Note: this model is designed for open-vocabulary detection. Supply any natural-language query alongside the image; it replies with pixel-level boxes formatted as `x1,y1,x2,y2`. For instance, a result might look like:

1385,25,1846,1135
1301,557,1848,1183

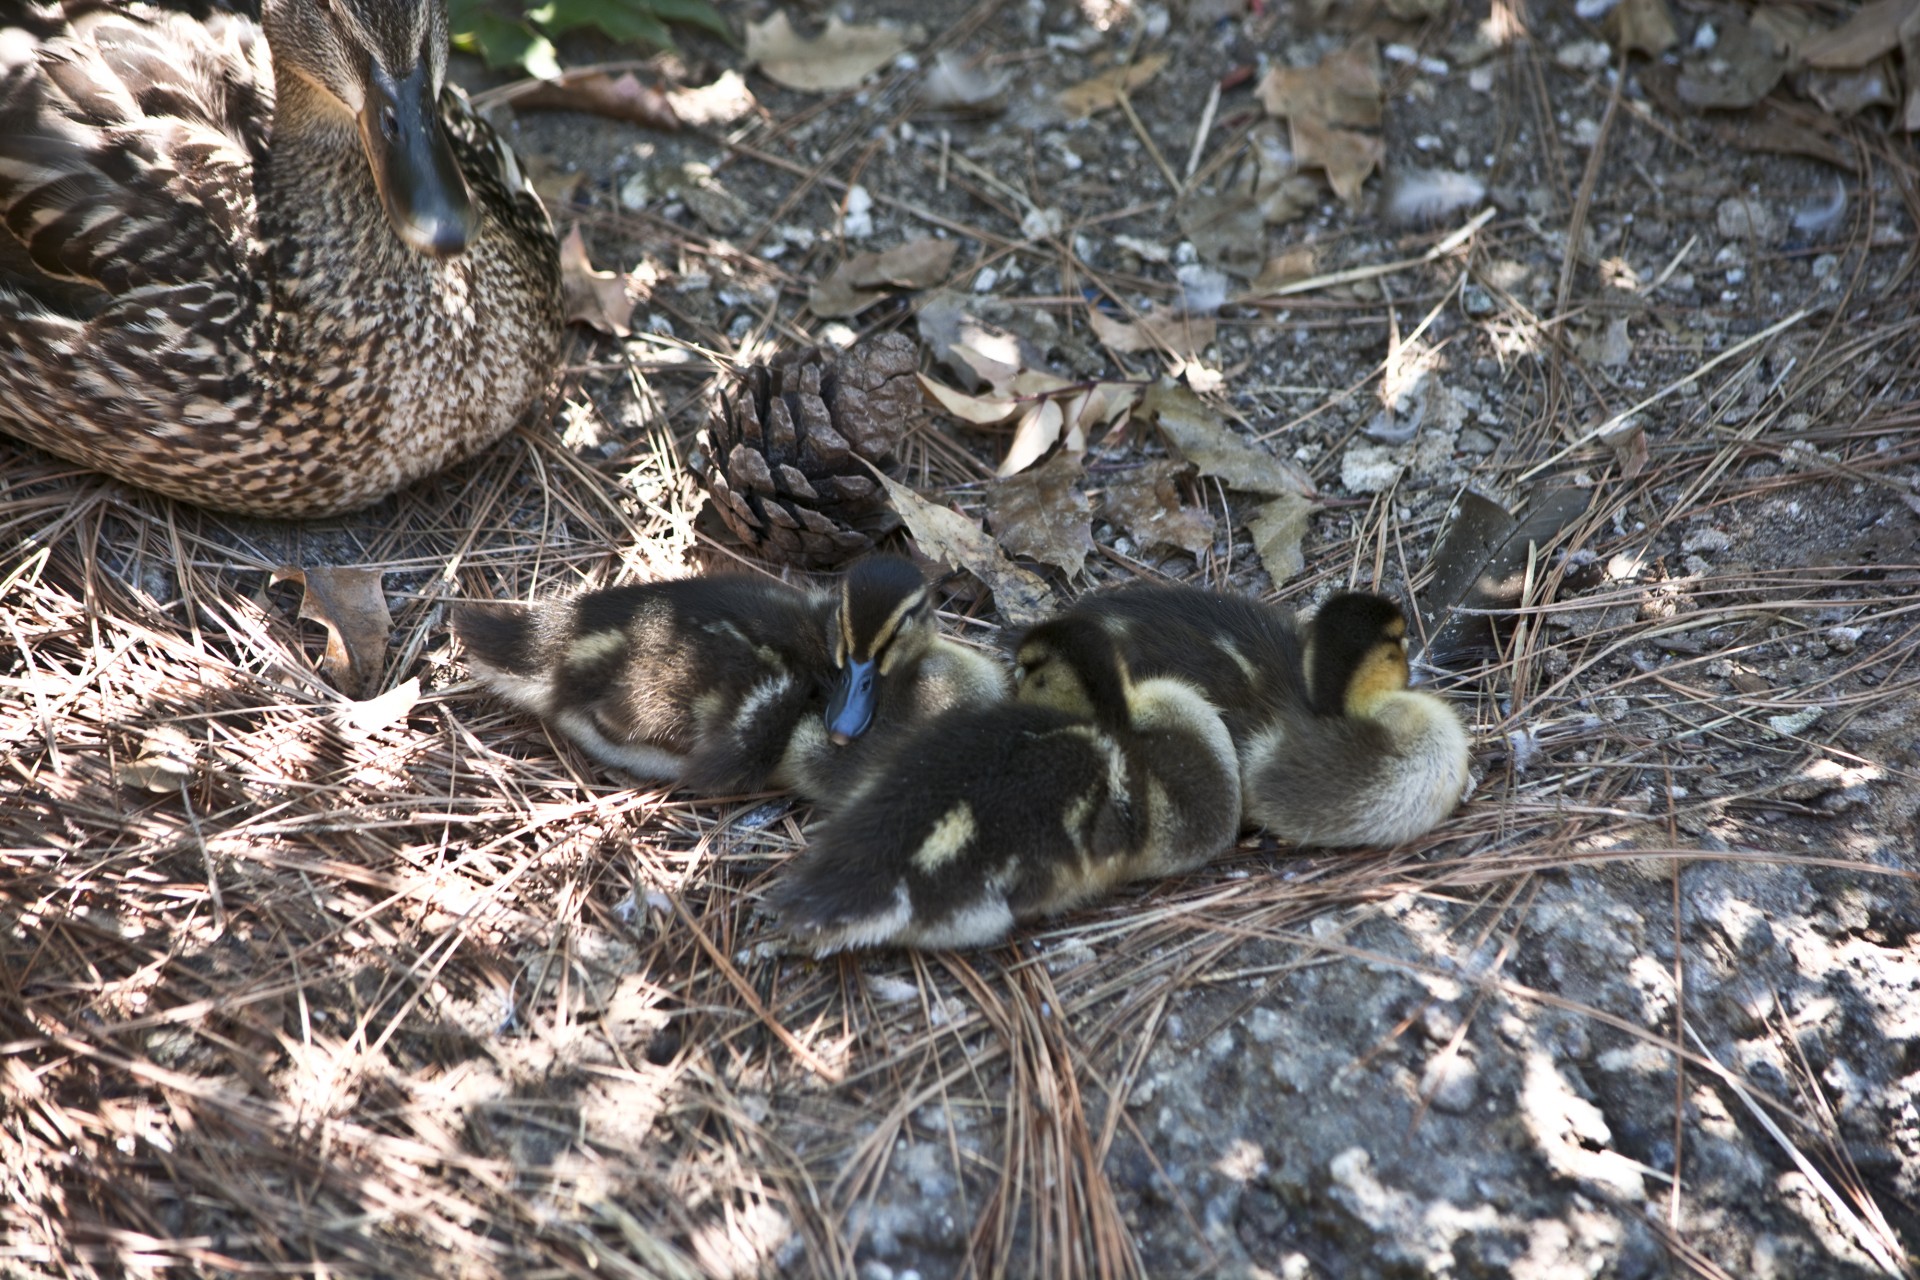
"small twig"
1182,81,1221,189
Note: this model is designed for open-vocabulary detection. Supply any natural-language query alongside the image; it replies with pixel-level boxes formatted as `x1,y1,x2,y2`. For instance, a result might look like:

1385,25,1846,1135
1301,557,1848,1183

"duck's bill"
825,658,879,745
360,59,475,258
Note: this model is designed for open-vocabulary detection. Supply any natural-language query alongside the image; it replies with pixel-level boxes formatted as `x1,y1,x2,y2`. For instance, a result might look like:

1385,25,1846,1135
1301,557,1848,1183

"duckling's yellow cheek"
911,802,977,874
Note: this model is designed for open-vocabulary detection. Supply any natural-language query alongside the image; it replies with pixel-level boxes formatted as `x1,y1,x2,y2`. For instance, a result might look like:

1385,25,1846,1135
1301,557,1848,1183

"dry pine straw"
4,231,1920,1280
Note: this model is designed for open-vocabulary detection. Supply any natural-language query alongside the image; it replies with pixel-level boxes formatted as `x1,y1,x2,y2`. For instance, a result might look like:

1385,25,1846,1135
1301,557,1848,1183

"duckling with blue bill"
0,0,561,516
1241,592,1470,846
779,556,1010,806
451,555,1006,797
769,614,1238,955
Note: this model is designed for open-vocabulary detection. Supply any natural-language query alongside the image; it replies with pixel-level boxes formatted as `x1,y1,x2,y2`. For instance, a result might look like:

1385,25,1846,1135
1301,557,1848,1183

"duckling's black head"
1305,593,1412,717
1014,615,1133,729
824,555,935,743
265,0,475,258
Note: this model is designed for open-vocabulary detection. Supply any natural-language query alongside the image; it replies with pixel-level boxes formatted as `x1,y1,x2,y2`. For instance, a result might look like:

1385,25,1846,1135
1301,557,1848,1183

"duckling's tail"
765,864,915,957
449,603,539,675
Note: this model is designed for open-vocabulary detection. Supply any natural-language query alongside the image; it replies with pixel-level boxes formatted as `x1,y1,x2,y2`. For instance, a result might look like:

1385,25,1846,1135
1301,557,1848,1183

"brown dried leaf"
918,374,1021,425
1707,98,1857,170
1290,115,1384,207
810,238,960,318
1176,189,1266,279
870,471,1055,623
746,12,913,93
1088,305,1218,355
1607,0,1677,56
1247,247,1320,294
1071,381,1141,438
271,565,393,700
1801,0,1919,67
503,70,681,129
1143,383,1315,496
1255,38,1382,127
1101,461,1216,557
916,295,1040,391
115,727,197,793
1603,423,1649,481
1056,53,1170,117
987,452,1094,576
1247,491,1316,585
559,225,634,336
1675,17,1788,109
998,400,1065,477
665,70,758,126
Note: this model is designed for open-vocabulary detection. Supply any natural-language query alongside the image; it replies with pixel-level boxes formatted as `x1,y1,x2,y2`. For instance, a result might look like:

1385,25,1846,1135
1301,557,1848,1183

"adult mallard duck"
0,0,562,516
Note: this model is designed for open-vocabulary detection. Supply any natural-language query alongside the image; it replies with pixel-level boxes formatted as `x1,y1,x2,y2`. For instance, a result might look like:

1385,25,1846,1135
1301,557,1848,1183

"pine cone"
695,334,921,569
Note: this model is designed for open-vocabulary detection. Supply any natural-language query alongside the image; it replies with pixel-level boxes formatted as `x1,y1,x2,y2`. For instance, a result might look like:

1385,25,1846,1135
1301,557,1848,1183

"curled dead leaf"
919,375,1022,425
665,70,758,126
559,225,635,336
1056,53,1169,117
1607,0,1677,56
115,726,198,793
1088,305,1217,355
271,565,394,700
869,470,1055,623
1800,0,1918,67
987,452,1094,576
1290,115,1384,207
747,12,915,92
998,399,1065,477
502,70,680,128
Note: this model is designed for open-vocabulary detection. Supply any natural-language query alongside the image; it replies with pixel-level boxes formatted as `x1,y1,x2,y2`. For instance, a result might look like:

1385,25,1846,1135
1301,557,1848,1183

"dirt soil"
3,0,1919,1277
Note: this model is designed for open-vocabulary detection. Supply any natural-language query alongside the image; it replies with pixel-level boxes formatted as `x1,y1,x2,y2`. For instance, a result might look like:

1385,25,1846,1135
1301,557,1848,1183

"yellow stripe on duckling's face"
1343,636,1411,717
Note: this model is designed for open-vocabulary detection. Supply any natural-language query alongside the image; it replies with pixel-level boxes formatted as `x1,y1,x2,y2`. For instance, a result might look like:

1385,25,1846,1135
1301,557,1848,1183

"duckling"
779,556,1008,806
450,555,1004,796
1023,580,1308,749
1240,593,1470,846
0,0,561,516
769,615,1238,955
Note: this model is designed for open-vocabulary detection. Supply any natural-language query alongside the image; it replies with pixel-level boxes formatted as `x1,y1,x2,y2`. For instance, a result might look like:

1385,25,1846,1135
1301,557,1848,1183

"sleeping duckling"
769,615,1238,955
451,555,1005,796
1026,580,1308,749
1240,593,1470,846
781,557,1008,806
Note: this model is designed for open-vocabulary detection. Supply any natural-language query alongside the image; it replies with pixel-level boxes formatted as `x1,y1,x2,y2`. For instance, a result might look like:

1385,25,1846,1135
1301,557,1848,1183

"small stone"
1682,526,1733,554
1716,197,1779,242
1420,1053,1480,1113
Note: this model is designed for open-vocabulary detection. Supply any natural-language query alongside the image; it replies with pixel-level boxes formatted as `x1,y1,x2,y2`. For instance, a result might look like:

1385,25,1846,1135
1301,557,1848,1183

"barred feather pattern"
0,1,561,516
